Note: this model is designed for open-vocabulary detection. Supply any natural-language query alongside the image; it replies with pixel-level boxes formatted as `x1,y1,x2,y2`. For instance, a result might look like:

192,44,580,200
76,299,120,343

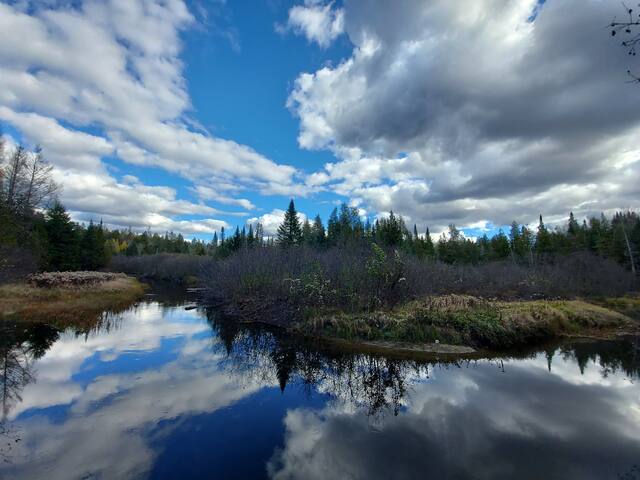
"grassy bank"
0,272,146,324
293,295,639,350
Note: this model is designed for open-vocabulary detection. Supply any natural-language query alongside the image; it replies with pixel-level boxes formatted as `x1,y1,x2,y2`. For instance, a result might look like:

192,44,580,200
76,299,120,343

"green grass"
295,294,636,350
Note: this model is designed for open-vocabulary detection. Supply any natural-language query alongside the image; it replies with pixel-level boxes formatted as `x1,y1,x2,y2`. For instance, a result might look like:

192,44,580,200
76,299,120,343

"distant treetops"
1,134,638,276
269,199,638,273
115,198,638,273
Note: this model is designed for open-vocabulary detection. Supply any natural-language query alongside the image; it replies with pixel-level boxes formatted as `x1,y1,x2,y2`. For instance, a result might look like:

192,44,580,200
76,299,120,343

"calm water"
1,294,639,480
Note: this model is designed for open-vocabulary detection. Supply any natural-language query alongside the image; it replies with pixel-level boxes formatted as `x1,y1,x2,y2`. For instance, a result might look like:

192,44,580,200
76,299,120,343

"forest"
1,133,639,292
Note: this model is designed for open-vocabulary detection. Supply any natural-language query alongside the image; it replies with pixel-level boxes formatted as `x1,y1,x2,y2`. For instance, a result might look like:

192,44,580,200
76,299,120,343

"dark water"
1,295,639,480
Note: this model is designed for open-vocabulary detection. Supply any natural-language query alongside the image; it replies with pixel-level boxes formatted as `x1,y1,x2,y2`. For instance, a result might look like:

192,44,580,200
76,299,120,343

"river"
1,292,639,479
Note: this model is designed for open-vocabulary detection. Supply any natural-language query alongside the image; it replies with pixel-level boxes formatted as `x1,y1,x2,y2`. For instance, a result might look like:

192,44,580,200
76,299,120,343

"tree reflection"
0,322,59,462
0,322,59,421
209,310,435,416
558,336,640,380
207,309,640,417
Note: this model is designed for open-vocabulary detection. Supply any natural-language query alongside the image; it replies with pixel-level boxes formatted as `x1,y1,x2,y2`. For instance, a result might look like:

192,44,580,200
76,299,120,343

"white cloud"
289,0,640,231
247,208,308,236
0,0,302,232
268,352,640,480
279,1,345,48
55,169,231,234
4,303,273,480
0,107,112,172
192,185,256,211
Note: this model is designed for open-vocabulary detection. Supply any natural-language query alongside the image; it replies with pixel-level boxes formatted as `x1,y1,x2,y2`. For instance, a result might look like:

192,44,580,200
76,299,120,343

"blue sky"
177,0,352,226
0,0,638,240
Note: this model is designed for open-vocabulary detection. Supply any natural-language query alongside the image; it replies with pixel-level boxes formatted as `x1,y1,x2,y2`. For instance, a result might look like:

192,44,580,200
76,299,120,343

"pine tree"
424,227,435,258
301,218,313,246
311,214,326,248
45,201,80,270
277,200,302,247
327,207,339,246
536,214,552,256
568,212,579,235
80,220,107,270
247,224,255,248
378,211,404,246
254,223,264,247
490,230,511,259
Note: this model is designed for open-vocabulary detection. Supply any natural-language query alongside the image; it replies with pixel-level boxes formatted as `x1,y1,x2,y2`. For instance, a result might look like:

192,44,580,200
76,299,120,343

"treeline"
110,198,640,274
0,139,110,279
210,200,639,273
1,127,638,278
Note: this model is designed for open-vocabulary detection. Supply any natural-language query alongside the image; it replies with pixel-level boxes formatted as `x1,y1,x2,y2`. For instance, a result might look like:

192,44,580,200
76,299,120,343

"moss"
298,294,637,350
0,276,146,325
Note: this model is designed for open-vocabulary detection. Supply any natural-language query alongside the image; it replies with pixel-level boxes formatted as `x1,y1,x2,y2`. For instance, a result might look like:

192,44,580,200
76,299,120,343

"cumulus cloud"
247,208,308,236
192,185,257,211
278,1,345,48
289,0,640,232
0,0,300,231
4,303,271,479
55,170,232,234
268,353,640,480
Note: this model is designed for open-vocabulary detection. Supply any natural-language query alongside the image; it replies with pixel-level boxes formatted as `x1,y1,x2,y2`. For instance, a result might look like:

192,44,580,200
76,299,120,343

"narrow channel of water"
1,294,639,479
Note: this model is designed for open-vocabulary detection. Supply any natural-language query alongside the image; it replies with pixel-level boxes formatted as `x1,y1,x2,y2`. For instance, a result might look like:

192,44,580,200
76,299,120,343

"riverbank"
290,294,640,351
0,272,146,324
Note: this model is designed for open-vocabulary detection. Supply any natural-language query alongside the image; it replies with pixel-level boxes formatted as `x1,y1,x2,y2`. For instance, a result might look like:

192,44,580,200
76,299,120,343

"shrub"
202,247,636,325
109,253,214,284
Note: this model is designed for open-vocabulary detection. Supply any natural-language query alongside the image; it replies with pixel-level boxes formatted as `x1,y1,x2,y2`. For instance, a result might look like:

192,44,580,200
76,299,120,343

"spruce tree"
424,227,435,258
536,215,552,256
311,214,326,248
45,201,80,270
254,223,264,247
327,207,339,246
301,218,313,245
277,200,302,247
247,224,255,248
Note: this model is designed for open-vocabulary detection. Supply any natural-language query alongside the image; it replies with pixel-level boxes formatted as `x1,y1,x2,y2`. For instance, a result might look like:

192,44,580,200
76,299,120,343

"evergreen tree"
568,212,579,235
536,215,552,256
364,218,372,239
424,228,435,258
45,201,79,270
277,200,303,247
327,207,339,246
254,223,264,247
301,218,313,246
247,224,255,248
490,230,511,259
80,220,108,270
378,211,405,246
311,214,326,248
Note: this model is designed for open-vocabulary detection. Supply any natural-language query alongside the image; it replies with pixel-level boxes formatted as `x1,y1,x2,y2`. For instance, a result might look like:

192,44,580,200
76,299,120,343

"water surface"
1,295,639,479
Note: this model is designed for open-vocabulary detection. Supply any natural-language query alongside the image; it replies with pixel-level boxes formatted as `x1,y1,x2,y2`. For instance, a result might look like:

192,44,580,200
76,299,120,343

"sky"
0,0,638,239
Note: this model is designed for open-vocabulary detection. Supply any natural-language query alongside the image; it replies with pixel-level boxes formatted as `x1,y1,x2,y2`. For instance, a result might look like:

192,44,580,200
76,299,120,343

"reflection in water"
0,298,638,479
0,323,59,421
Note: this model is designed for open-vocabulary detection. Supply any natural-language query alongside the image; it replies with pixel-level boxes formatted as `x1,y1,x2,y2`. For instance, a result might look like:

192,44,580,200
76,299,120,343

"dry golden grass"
0,276,146,324
300,294,638,350
595,294,640,320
